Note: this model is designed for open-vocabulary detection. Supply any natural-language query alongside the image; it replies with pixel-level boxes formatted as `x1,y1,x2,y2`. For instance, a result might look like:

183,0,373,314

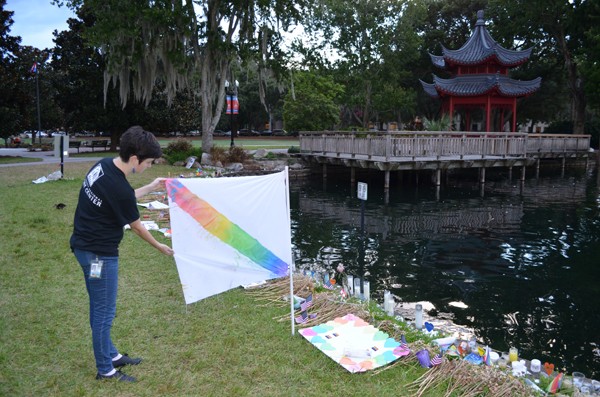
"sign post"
53,134,69,178
357,182,367,299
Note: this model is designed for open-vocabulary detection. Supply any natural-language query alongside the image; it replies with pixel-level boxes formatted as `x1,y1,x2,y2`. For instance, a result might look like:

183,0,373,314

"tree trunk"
556,26,586,134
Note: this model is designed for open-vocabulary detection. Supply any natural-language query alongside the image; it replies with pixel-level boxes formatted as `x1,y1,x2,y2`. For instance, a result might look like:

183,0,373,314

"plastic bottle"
468,336,477,353
415,304,423,329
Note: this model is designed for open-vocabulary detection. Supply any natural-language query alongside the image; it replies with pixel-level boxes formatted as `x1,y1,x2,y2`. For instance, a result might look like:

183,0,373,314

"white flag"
166,169,292,304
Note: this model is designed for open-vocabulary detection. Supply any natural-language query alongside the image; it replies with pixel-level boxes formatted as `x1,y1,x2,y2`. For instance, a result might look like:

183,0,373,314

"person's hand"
157,243,174,256
150,177,167,189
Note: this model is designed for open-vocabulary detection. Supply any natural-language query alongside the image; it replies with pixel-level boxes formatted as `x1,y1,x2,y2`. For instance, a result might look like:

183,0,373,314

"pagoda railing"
299,131,591,161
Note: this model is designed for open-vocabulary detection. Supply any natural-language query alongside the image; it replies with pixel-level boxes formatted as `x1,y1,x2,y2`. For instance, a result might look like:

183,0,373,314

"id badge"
89,257,103,279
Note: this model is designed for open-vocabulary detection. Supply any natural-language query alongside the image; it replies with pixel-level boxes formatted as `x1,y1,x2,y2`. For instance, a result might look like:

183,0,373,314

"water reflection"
290,169,600,378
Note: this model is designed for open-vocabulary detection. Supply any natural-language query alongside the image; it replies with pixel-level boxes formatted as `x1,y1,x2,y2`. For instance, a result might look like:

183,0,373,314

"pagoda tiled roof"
420,73,542,98
431,10,533,67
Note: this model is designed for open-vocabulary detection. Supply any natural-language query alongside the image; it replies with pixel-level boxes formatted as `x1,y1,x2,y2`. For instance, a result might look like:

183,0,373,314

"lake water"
289,165,600,378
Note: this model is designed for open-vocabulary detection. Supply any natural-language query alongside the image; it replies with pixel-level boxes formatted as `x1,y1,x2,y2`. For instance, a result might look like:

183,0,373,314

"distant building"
420,10,541,132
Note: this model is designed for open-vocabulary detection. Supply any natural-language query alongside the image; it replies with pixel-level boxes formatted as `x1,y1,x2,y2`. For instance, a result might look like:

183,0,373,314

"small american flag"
30,62,37,74
400,334,409,349
430,352,443,367
484,346,492,366
323,279,334,290
300,294,313,311
295,310,308,324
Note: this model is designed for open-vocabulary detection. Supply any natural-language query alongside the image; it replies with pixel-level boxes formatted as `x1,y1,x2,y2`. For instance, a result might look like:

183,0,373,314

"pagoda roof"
420,73,542,98
431,10,533,67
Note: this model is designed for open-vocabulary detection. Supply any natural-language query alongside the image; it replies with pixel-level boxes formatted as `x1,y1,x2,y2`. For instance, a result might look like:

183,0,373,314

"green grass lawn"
0,161,532,397
0,155,43,164
161,136,300,150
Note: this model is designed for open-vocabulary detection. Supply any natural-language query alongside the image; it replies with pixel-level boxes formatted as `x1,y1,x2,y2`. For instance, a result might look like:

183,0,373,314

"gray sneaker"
96,370,137,382
113,353,142,368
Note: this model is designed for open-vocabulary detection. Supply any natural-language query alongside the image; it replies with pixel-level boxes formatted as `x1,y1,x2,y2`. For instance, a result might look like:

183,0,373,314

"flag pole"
36,72,41,135
32,62,42,144
284,167,296,335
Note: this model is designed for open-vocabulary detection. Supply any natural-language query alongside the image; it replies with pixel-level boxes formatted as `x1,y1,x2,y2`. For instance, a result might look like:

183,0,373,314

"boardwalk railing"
299,131,591,161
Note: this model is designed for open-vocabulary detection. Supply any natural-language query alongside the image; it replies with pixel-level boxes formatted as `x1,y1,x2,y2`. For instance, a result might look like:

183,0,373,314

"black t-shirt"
70,157,140,256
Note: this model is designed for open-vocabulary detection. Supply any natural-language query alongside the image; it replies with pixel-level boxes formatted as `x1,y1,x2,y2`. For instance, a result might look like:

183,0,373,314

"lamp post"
225,79,239,147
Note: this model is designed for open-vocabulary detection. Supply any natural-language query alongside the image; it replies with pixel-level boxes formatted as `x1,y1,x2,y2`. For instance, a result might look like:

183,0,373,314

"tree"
59,0,309,151
0,1,22,145
52,10,141,146
577,0,600,113
283,70,343,131
302,0,422,130
487,0,592,134
52,9,203,146
2,1,62,145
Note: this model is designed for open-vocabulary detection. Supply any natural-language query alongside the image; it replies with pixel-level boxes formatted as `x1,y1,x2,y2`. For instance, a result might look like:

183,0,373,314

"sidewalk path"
0,148,102,168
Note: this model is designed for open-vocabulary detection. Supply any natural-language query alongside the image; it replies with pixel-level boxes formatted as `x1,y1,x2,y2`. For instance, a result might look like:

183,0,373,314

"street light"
225,79,239,147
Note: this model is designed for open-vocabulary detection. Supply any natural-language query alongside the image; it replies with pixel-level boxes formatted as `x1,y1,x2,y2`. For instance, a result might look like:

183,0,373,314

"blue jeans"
74,249,119,374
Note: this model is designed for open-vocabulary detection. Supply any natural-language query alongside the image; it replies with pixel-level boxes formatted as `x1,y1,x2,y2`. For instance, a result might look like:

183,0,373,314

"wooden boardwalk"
298,131,592,188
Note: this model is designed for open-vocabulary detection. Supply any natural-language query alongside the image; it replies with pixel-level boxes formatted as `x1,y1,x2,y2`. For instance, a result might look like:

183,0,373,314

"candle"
347,275,354,296
384,292,395,316
415,304,423,329
509,347,518,362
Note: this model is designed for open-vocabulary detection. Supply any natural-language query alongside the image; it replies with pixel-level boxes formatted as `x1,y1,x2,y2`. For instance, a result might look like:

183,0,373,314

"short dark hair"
119,126,162,162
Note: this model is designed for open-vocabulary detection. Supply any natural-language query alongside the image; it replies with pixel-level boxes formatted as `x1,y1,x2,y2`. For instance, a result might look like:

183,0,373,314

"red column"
449,97,454,130
486,96,492,132
512,99,517,132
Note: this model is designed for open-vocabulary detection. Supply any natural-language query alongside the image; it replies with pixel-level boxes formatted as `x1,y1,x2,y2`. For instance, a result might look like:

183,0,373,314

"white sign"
357,182,368,201
53,135,69,158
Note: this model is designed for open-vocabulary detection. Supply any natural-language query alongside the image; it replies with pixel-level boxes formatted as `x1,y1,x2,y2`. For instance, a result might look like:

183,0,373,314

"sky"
5,0,76,50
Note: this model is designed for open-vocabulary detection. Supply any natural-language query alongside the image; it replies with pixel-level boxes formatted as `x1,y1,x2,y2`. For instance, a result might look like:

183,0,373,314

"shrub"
165,138,194,154
210,146,227,164
163,138,202,164
288,146,300,154
227,146,247,163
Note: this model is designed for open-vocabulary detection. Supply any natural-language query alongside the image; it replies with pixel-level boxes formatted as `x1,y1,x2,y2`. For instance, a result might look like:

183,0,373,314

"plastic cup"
530,359,541,373
497,357,507,368
581,379,593,394
572,371,585,388
489,351,499,364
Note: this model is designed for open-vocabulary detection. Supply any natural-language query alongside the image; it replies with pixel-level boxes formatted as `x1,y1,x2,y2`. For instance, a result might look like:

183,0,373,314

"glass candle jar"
509,347,518,362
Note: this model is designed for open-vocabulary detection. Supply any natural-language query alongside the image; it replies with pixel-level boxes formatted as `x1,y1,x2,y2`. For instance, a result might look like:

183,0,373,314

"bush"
227,146,247,163
163,138,202,164
165,138,194,153
210,146,227,164
288,146,300,154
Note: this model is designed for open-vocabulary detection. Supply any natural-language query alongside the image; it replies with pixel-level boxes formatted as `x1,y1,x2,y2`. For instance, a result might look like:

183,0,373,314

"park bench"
90,140,110,152
69,140,82,153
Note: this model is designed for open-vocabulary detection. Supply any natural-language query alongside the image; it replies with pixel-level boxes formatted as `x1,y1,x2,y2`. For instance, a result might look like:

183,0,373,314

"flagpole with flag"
31,62,42,144
284,166,296,335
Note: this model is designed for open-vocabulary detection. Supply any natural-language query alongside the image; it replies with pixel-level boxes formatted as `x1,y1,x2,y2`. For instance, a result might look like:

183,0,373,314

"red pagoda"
420,10,541,132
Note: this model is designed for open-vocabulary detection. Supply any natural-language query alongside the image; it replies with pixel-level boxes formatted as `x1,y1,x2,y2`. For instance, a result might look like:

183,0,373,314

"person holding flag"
71,126,174,382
